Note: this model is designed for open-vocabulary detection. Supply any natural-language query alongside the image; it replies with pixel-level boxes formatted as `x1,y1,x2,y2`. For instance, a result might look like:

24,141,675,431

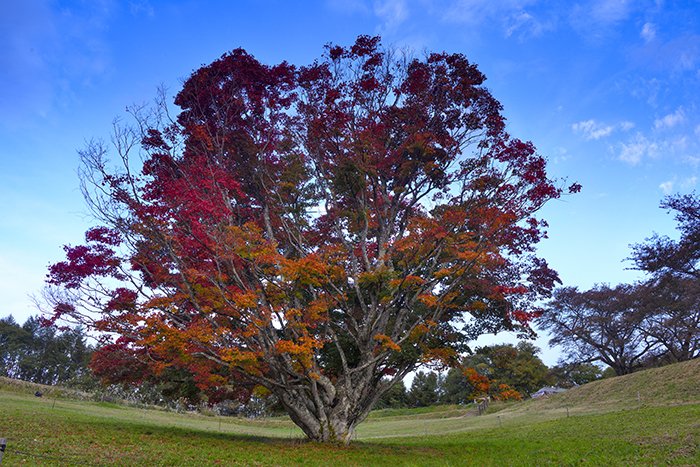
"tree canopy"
44,36,574,443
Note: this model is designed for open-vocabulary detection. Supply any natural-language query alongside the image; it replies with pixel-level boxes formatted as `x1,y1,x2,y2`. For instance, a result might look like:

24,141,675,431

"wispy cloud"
129,1,155,17
589,0,632,24
617,130,699,166
659,176,697,195
631,34,700,75
683,176,698,190
504,10,552,39
654,107,685,129
659,179,674,194
569,0,635,42
640,22,656,43
572,119,613,140
572,119,634,140
0,1,114,129
441,0,547,37
618,133,659,165
374,0,409,31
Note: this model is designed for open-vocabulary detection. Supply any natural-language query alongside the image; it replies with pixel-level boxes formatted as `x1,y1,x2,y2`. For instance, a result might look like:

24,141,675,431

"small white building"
531,386,567,398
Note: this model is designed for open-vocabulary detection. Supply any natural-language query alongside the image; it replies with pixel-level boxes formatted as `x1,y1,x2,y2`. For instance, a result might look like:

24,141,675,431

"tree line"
0,316,213,407
0,315,91,386
377,341,603,409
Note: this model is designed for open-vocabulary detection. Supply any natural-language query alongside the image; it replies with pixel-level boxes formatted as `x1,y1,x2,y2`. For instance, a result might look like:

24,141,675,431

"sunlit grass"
1,359,698,465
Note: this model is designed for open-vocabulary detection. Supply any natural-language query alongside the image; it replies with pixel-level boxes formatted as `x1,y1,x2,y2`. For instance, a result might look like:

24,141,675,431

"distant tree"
634,277,700,363
547,362,602,388
477,342,550,396
630,193,700,280
0,315,92,385
43,35,574,443
539,285,658,375
629,193,700,362
408,371,443,407
441,367,472,404
441,342,547,402
0,315,30,378
376,380,409,409
89,343,247,406
461,343,548,396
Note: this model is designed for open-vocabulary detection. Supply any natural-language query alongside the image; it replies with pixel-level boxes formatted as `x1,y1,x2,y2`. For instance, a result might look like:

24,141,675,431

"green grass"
1,360,699,465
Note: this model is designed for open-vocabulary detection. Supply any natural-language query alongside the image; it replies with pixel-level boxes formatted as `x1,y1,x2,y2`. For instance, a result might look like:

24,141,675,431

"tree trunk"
271,372,384,444
277,392,358,443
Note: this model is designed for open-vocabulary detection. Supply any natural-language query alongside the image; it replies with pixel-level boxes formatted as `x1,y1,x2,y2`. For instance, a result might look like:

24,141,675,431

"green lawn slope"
1,359,698,465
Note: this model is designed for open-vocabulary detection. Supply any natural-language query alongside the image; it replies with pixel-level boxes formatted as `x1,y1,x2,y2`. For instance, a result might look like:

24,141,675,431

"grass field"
1,359,699,465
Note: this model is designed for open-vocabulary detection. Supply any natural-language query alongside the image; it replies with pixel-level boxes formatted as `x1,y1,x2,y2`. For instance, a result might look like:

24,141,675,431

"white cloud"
589,0,632,24
569,0,635,43
659,180,674,194
374,0,409,30
672,136,688,152
659,176,699,194
572,118,633,140
504,10,551,39
572,119,613,140
441,0,538,25
618,133,659,165
620,121,635,131
654,108,685,129
640,22,656,42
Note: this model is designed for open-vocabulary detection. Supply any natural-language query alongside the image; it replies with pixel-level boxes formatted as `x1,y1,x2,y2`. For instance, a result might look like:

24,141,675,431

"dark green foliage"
376,380,409,409
407,371,444,407
0,315,91,386
548,362,603,388
460,342,551,397
441,367,473,404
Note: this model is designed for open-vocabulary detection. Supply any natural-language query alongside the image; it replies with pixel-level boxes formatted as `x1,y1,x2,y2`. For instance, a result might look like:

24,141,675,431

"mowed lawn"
1,360,699,465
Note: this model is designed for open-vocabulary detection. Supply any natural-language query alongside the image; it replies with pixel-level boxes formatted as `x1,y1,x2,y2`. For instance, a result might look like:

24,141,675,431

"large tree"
630,193,700,362
476,342,550,396
542,194,700,376
630,193,700,280
44,36,574,443
539,285,658,375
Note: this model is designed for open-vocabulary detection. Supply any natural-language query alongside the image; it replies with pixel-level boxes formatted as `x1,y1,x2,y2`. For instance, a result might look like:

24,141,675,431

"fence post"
0,438,6,465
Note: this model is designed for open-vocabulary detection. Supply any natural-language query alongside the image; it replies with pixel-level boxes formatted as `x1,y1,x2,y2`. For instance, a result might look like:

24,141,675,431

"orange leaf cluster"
373,333,401,352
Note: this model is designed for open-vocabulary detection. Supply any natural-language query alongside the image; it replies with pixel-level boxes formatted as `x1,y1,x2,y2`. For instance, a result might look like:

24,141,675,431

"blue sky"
2,0,699,364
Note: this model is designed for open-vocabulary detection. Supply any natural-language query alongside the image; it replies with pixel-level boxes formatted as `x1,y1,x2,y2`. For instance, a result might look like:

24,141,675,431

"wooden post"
0,438,6,465
566,407,569,418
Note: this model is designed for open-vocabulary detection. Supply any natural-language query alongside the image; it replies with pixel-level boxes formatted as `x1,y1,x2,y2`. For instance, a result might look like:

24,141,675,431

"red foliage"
45,35,573,441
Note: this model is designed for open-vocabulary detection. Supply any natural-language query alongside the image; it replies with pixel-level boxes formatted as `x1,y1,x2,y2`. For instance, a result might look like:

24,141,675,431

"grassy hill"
1,360,698,465
520,357,700,411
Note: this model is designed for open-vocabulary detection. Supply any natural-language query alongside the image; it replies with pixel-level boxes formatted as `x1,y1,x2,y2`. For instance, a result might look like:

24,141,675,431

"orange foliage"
373,333,401,352
463,367,491,395
495,383,523,401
